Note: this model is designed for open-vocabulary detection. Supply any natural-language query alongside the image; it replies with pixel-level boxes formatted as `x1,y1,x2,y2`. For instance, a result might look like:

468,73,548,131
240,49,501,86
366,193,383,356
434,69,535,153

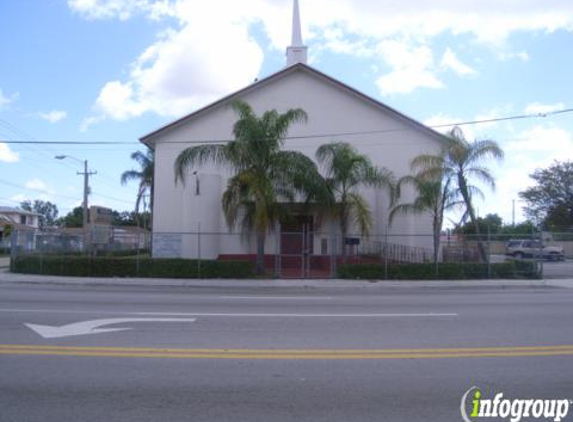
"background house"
0,206,41,250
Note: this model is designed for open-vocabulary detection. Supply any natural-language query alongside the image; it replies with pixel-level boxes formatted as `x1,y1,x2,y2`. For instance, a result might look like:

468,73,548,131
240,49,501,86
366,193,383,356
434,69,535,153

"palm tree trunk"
459,179,487,262
255,231,266,275
339,201,348,258
432,217,440,265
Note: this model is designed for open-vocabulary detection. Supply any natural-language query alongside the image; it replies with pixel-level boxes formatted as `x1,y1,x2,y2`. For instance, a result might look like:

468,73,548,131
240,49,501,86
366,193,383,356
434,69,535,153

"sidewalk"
1,268,572,290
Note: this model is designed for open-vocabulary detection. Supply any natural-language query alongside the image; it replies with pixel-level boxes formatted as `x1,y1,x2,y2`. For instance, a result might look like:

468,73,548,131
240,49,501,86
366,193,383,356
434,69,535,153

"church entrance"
279,215,332,278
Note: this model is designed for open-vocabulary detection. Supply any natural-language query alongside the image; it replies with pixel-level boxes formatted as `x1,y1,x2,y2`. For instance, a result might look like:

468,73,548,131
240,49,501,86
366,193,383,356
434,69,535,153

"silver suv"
506,239,564,261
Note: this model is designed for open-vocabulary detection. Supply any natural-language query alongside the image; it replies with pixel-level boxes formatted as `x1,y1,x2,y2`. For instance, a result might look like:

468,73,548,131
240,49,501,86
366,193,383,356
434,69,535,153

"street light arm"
54,155,83,165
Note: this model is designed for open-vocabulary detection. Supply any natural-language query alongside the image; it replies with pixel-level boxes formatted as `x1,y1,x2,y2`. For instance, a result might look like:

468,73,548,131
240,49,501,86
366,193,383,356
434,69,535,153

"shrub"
337,261,539,280
11,256,254,279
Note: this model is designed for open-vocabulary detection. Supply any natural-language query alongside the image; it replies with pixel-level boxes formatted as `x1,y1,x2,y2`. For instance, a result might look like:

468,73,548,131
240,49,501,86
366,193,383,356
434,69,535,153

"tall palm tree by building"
174,100,327,274
412,127,504,261
390,174,460,265
120,148,154,229
316,142,394,253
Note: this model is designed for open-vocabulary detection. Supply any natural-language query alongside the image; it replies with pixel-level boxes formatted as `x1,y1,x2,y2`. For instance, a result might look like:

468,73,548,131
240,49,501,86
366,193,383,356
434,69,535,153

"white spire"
286,0,307,66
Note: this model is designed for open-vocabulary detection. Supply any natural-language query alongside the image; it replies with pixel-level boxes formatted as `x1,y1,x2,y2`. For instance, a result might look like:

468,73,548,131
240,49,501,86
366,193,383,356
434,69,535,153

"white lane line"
0,308,457,318
218,296,333,300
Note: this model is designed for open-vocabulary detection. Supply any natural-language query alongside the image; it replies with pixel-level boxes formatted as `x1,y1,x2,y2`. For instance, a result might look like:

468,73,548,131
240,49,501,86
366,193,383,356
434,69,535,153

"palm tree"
412,127,504,261
121,148,154,229
390,173,460,265
174,100,327,274
316,142,394,253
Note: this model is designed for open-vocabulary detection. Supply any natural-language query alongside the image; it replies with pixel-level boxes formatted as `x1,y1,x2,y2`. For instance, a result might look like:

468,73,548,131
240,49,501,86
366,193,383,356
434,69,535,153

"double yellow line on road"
1,344,573,360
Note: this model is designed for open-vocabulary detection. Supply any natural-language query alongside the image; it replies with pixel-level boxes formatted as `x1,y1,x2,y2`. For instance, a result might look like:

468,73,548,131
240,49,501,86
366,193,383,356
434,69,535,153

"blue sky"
1,0,572,226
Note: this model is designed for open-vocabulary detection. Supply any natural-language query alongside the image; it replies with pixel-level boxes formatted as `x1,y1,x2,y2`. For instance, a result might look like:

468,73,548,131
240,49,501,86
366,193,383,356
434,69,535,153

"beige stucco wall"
148,67,444,259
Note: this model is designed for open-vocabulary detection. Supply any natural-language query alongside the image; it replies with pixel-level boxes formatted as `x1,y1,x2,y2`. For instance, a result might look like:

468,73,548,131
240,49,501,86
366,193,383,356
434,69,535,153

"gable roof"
140,63,447,146
0,206,41,216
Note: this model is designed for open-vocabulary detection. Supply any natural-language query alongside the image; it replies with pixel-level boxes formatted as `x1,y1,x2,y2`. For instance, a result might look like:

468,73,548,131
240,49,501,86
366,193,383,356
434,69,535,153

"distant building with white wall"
0,206,41,250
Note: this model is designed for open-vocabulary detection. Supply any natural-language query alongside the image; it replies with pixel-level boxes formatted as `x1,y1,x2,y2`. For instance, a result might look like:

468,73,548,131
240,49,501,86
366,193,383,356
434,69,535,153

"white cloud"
38,110,68,123
7,179,56,204
0,89,19,110
80,115,105,132
524,102,565,116
0,90,10,108
67,0,152,20
25,178,54,193
440,48,477,77
0,143,19,163
9,194,27,204
487,125,573,223
424,114,477,141
86,2,264,122
505,125,573,156
71,0,573,117
375,40,444,95
498,51,530,62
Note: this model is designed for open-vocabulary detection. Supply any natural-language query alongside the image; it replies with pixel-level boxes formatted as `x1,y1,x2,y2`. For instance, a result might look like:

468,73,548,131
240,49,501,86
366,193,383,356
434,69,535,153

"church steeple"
286,0,307,66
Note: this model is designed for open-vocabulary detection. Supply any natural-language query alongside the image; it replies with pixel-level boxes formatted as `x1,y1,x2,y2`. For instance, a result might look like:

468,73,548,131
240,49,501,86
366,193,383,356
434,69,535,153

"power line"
0,107,571,146
0,179,80,202
91,191,134,205
0,119,133,192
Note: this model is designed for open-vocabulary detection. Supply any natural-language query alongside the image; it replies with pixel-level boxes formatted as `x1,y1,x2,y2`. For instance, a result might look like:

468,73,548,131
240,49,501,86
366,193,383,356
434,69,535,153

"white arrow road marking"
25,318,197,339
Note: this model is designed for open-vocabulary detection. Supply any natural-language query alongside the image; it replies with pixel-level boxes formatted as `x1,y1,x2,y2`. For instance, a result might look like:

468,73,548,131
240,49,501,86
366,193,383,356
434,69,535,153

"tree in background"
55,206,83,228
453,213,503,235
412,127,504,261
56,208,149,228
175,100,327,274
453,213,537,239
20,200,58,229
316,142,394,253
112,210,151,226
519,161,573,230
121,148,154,229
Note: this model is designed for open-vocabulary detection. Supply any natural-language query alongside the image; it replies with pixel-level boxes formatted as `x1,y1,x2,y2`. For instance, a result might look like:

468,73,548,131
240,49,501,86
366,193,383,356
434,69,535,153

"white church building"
141,0,446,268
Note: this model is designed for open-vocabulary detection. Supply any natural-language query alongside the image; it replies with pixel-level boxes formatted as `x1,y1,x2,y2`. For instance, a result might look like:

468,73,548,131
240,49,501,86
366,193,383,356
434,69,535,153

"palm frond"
120,170,143,185
467,139,505,163
174,144,228,184
389,203,426,226
466,166,496,189
271,150,331,205
347,192,372,237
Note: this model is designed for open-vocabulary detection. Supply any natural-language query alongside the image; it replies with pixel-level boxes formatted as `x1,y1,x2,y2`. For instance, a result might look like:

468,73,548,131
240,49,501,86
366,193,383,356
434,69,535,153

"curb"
1,270,569,290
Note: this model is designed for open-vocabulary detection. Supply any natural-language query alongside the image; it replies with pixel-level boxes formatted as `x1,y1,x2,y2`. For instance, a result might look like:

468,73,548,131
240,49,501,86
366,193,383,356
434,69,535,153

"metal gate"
278,217,334,278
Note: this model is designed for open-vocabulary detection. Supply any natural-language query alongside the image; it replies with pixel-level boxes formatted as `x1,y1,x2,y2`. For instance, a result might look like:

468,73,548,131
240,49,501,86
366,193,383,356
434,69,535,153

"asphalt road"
1,282,573,422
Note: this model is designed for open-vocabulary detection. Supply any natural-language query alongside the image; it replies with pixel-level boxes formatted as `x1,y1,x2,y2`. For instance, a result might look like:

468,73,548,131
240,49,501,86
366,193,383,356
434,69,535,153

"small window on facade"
20,215,26,225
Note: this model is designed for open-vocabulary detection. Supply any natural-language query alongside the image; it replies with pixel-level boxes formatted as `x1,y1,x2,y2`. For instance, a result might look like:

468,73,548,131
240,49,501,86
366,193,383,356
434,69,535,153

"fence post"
9,230,18,272
331,233,337,279
487,225,491,279
275,221,280,278
39,235,44,275
301,225,306,279
135,226,141,277
536,229,543,279
384,225,389,280
197,223,201,278
434,232,439,280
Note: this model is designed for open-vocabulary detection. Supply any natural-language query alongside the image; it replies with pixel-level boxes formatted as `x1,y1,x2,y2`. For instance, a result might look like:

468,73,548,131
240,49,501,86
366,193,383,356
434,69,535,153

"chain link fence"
7,226,568,279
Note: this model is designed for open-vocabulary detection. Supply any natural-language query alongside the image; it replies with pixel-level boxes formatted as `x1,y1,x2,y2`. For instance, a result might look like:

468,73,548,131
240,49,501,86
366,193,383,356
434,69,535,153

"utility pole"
55,155,96,231
78,159,97,230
